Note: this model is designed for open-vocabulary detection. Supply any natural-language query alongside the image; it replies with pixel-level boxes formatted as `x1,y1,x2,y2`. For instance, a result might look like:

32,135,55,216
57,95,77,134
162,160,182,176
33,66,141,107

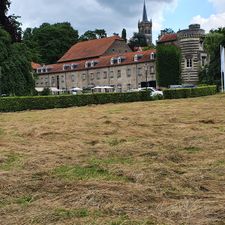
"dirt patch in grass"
0,94,225,225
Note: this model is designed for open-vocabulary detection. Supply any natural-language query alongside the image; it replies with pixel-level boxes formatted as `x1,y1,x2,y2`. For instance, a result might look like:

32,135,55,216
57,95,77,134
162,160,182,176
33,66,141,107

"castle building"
34,36,157,93
157,24,208,84
138,0,153,46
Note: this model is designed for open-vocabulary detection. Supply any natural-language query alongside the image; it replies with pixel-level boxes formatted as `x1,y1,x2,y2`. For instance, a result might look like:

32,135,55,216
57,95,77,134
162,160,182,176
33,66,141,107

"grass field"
0,94,225,225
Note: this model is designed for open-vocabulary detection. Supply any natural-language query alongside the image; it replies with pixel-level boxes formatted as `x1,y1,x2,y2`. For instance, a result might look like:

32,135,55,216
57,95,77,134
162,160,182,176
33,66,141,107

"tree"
156,45,181,87
23,22,79,64
161,28,175,34
0,0,22,42
199,29,225,85
128,32,147,50
121,28,127,42
0,27,35,96
79,29,107,42
95,29,107,39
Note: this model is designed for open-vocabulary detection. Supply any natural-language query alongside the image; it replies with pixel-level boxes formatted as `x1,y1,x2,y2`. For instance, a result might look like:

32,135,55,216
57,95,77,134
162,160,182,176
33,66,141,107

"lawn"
0,94,225,225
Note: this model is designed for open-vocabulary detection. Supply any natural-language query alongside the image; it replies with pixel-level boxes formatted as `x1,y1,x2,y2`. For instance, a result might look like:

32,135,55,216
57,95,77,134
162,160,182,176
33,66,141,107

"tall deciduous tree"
128,32,147,50
156,45,181,87
79,29,107,42
0,27,35,96
0,0,22,42
199,29,225,85
23,23,79,64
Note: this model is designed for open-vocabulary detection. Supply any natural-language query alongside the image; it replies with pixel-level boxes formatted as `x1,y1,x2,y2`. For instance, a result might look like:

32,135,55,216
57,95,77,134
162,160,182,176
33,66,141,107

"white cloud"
9,0,177,42
191,0,225,32
209,0,225,12
192,13,225,32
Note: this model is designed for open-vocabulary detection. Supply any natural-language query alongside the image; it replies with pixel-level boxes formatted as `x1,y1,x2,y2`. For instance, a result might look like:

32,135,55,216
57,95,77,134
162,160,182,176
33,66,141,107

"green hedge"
163,85,217,99
0,91,153,112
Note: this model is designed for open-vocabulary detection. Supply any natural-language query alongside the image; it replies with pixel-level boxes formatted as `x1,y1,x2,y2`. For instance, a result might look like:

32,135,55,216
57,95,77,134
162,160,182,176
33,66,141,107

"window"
71,64,78,70
91,60,98,67
117,70,121,78
202,56,207,67
111,58,117,65
90,73,94,80
51,76,55,84
138,68,142,76
118,56,125,64
117,84,122,92
150,53,156,60
85,61,91,68
127,68,131,77
63,64,71,70
134,54,143,62
37,68,42,74
103,71,108,79
150,66,155,74
97,72,100,80
110,71,114,78
72,75,75,83
127,84,131,90
186,58,193,68
82,74,86,80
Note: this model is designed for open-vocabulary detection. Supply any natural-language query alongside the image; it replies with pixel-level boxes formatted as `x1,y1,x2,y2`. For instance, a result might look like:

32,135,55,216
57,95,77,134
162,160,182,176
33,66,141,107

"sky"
9,0,225,44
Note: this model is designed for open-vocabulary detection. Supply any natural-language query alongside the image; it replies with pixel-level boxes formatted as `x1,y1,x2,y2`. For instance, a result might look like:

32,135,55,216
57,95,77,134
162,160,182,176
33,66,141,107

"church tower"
138,0,152,46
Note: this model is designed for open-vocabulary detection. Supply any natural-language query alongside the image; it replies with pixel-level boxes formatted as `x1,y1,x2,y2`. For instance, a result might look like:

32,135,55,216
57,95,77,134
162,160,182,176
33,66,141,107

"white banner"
220,45,225,92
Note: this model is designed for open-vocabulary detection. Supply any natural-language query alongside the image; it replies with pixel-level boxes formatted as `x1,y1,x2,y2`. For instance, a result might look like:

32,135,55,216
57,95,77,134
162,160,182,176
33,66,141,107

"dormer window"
150,53,156,60
71,64,78,70
37,68,42,74
91,60,98,67
118,56,125,64
85,61,91,68
63,64,71,70
111,58,117,65
134,54,143,62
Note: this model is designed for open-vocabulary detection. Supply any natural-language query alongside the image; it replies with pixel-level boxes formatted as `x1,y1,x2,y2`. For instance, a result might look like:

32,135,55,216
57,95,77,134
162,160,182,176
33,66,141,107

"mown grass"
90,156,133,166
53,208,89,219
0,153,22,171
16,195,34,206
53,164,129,182
1,94,225,225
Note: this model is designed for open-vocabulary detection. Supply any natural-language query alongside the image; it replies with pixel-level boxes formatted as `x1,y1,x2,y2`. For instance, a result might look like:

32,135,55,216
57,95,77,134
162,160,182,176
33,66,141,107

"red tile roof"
58,36,124,63
37,49,156,75
158,33,177,43
31,62,41,70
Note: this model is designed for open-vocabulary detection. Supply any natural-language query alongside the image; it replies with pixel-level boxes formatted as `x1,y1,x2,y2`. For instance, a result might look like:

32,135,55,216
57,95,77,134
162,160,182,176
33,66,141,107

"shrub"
163,85,217,99
41,87,51,96
0,91,153,112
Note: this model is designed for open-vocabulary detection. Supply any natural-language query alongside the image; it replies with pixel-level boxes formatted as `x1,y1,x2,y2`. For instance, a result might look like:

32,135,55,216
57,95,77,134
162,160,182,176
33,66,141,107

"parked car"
138,87,163,97
70,87,83,95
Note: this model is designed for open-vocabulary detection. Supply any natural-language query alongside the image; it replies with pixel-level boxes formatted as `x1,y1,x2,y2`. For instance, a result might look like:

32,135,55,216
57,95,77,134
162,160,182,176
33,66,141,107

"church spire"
142,0,148,22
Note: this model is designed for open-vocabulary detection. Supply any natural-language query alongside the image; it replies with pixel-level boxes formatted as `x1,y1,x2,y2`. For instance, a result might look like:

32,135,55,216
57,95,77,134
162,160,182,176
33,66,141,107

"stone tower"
177,24,207,84
138,0,152,46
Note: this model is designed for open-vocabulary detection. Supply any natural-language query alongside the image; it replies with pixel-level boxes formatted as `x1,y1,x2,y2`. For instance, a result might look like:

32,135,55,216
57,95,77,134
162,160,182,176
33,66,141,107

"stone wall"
35,62,156,92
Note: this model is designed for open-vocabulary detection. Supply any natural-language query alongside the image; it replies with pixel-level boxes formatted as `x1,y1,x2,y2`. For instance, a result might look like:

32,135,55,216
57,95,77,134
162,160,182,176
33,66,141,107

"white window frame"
186,58,193,68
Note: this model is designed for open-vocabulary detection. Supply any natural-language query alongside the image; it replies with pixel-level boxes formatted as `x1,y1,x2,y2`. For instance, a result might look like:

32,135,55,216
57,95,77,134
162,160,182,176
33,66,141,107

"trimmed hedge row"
163,85,217,99
0,91,153,112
